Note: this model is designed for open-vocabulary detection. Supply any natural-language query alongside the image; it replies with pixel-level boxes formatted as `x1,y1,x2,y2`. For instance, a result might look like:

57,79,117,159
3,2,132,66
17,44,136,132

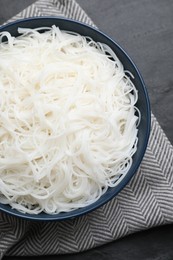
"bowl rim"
0,16,151,221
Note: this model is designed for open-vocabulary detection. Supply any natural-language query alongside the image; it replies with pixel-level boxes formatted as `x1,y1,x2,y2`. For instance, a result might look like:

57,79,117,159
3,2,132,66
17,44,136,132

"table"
1,0,173,259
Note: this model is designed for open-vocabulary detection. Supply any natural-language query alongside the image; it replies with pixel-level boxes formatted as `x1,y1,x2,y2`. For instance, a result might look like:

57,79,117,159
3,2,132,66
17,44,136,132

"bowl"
0,17,151,221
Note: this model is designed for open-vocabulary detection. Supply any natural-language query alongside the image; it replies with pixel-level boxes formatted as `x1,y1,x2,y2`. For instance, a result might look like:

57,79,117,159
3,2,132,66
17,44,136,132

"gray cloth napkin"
0,0,173,258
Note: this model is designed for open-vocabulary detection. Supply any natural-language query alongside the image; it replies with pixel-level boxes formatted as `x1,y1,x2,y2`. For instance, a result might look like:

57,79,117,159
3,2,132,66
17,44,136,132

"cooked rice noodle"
0,26,139,214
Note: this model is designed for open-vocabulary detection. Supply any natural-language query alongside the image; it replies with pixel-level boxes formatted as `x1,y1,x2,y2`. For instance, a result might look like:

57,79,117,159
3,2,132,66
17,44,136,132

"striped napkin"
0,0,173,258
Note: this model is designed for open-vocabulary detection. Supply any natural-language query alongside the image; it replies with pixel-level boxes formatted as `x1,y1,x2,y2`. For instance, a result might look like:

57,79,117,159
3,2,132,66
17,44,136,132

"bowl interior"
0,17,151,221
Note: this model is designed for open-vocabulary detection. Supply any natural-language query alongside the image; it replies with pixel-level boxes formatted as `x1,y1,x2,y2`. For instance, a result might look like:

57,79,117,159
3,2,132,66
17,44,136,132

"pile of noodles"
0,26,139,214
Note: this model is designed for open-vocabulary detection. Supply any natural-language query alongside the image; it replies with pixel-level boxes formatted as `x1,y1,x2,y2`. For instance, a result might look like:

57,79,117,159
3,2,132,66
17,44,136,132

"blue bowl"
0,17,151,221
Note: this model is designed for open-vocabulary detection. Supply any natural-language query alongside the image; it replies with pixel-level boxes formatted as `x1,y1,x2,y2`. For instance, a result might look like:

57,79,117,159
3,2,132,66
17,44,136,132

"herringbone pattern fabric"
0,0,173,258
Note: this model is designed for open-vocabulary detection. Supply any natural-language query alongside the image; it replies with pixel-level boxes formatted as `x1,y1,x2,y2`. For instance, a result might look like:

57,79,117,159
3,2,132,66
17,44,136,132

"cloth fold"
0,0,173,258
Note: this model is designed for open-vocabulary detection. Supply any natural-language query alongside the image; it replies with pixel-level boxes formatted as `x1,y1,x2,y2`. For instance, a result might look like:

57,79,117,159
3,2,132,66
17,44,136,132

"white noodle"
0,25,139,214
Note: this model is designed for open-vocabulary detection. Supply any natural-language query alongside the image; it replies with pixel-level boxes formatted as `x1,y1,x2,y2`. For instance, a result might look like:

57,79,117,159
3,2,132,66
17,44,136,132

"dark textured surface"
0,0,35,24
0,0,173,259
